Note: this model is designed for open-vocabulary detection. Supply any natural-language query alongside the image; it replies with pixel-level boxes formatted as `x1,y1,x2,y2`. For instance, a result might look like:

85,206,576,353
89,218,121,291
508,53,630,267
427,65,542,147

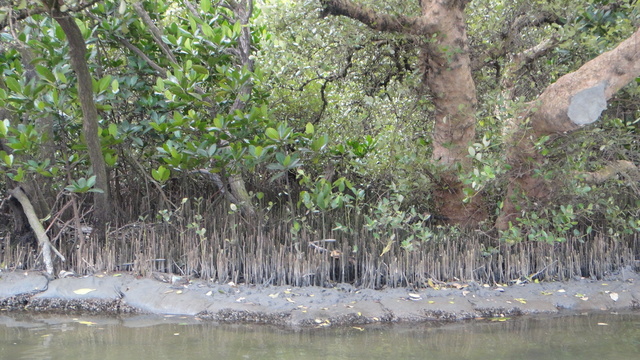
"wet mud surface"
1,269,639,327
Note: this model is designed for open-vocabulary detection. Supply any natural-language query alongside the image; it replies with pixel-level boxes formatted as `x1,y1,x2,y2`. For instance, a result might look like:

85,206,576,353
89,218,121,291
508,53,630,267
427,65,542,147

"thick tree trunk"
420,1,485,225
321,0,484,225
497,27,640,230
48,4,112,233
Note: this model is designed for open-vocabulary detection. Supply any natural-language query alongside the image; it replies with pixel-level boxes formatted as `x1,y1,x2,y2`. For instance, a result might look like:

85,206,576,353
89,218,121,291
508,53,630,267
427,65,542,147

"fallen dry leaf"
610,292,619,302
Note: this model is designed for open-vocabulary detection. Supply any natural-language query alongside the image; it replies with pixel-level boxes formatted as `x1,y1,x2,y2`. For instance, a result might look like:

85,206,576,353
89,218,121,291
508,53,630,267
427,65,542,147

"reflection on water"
0,312,639,360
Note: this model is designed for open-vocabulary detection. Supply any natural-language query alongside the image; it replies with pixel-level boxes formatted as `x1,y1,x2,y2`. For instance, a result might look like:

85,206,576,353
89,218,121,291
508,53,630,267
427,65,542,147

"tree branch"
0,0,101,31
319,0,434,35
9,187,65,275
116,36,167,76
531,27,640,135
581,160,640,184
132,2,179,64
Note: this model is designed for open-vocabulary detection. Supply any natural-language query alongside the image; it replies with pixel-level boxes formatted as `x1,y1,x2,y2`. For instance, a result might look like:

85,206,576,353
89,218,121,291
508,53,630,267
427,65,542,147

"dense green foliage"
0,0,639,282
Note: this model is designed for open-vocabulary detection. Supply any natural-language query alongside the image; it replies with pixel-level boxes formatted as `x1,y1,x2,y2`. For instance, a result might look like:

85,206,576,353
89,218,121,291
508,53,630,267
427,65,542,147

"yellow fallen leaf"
352,327,364,331
73,288,96,295
541,291,553,296
268,293,280,298
380,239,394,257
77,321,96,326
286,298,295,303
113,274,122,277
428,278,440,290
428,300,435,304
514,298,527,304
176,290,183,294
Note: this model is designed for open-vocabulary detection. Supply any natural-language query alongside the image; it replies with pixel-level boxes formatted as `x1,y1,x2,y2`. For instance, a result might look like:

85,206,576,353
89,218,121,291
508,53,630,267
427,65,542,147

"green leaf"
311,134,329,152
201,0,211,12
5,78,20,94
192,64,209,75
305,122,314,134
265,127,279,140
108,123,118,138
104,153,117,167
35,65,56,83
152,166,171,182
0,119,8,136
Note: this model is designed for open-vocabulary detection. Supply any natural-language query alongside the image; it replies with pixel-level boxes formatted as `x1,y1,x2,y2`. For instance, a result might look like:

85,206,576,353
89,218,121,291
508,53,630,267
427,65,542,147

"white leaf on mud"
268,293,280,298
236,297,245,302
205,291,212,296
610,292,619,302
408,293,422,300
286,297,295,303
73,288,96,295
597,323,608,326
557,289,566,293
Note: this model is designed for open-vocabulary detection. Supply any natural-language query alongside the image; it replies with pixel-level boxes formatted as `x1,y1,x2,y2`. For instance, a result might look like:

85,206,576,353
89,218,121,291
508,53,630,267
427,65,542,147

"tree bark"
497,27,640,230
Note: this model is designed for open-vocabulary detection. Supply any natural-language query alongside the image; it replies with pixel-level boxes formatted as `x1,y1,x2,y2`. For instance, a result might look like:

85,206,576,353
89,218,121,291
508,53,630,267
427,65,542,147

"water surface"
1,312,639,360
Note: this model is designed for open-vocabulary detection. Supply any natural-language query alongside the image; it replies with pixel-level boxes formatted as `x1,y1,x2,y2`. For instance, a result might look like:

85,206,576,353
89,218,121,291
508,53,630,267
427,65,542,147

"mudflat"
1,269,638,327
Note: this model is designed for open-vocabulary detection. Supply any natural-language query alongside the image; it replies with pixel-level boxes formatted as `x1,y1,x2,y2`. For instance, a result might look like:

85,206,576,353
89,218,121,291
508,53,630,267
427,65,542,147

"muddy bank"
1,269,639,327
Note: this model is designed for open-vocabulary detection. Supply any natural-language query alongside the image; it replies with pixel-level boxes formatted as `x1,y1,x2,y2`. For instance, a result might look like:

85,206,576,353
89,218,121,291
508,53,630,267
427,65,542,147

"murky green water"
1,312,639,360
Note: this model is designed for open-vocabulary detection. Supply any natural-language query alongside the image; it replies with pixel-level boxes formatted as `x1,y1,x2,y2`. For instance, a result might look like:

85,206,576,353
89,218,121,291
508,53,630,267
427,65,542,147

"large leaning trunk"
497,27,640,230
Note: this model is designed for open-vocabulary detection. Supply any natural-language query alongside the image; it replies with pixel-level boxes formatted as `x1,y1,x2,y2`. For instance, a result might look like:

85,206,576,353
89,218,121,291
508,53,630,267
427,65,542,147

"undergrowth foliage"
0,0,639,285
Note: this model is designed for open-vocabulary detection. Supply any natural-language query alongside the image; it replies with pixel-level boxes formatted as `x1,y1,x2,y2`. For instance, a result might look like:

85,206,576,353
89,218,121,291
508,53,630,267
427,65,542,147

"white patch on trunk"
567,82,607,126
